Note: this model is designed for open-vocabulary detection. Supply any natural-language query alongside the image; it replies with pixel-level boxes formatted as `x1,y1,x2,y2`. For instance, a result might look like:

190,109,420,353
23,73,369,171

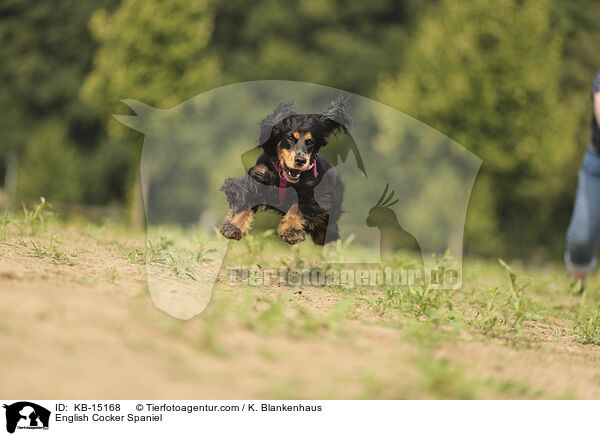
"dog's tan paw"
281,227,305,245
220,221,243,240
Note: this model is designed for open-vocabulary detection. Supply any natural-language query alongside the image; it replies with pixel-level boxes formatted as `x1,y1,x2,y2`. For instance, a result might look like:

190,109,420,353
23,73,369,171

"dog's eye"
305,139,313,146
286,134,295,142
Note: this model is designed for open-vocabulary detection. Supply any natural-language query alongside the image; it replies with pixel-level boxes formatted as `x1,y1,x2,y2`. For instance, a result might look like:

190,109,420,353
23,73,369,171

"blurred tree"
81,0,221,119
0,0,118,203
17,120,84,202
550,0,600,103
4,0,598,256
80,0,222,225
545,0,600,258
82,0,430,225
212,0,423,95
377,0,577,255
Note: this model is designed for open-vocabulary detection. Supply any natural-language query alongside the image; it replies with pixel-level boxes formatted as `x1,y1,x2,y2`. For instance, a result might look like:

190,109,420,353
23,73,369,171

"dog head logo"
114,81,481,320
3,402,50,434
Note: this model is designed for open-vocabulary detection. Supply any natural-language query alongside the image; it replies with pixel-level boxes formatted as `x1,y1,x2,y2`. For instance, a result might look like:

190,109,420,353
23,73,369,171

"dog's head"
259,96,351,183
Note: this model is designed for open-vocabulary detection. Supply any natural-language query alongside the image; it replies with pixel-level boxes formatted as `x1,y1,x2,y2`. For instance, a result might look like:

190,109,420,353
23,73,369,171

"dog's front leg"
220,209,255,240
278,204,306,245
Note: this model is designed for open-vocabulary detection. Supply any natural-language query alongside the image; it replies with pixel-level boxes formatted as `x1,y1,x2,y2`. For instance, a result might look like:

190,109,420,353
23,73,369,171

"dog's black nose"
294,156,307,166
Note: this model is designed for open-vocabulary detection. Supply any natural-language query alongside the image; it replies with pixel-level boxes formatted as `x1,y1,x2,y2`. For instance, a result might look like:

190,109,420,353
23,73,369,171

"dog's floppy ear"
319,95,351,137
258,101,298,151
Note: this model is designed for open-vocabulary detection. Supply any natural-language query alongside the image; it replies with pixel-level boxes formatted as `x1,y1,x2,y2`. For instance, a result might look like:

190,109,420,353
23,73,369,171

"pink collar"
270,157,318,206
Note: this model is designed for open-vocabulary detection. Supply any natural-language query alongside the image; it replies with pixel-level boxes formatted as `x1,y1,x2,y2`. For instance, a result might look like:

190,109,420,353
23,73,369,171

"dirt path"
1,223,600,399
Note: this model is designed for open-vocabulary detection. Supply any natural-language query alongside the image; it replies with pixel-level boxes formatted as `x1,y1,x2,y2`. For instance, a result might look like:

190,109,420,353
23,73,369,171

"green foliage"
124,230,219,283
0,196,58,240
17,122,84,202
377,0,580,255
327,234,356,263
20,197,50,236
379,285,453,319
464,259,543,336
81,0,222,122
0,210,8,241
126,248,146,265
78,0,225,221
551,1,600,102
470,287,503,336
0,0,118,200
239,291,353,339
30,238,73,265
243,229,275,259
4,217,597,398
497,258,538,329
1,0,600,258
212,0,419,94
574,310,600,345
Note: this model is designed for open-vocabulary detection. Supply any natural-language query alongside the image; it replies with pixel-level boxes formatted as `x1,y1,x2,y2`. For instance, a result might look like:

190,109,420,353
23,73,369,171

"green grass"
29,237,73,265
3,206,600,398
1,197,54,239
235,289,354,339
574,310,600,345
137,225,597,350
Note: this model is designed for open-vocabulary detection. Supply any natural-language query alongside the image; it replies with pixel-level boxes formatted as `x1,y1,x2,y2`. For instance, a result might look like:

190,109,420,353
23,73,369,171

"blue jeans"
566,146,600,274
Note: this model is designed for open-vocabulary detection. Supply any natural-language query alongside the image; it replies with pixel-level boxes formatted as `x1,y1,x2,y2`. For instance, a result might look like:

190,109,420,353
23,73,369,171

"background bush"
1,0,599,259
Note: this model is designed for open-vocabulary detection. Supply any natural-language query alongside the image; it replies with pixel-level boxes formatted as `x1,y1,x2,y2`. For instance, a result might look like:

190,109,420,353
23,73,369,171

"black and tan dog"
219,96,350,245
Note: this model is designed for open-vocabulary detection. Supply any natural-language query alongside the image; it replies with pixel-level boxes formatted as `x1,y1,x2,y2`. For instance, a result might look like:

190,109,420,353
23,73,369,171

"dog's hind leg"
309,220,340,245
278,204,306,245
220,209,255,240
310,229,327,246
